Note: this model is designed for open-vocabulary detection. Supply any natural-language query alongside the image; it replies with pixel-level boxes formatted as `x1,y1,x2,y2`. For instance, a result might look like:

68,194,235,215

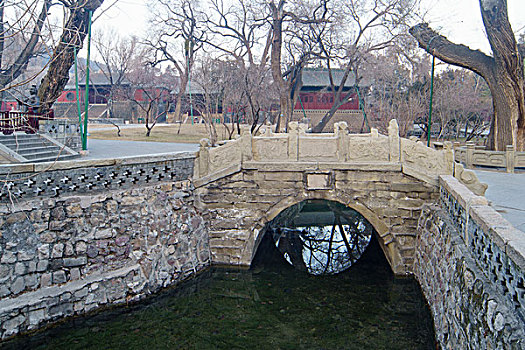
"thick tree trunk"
270,0,286,133
170,75,188,124
0,0,50,89
410,1,525,150
37,0,104,113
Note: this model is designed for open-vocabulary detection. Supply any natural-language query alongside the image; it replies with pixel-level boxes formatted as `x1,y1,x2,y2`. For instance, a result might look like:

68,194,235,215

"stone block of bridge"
192,120,477,275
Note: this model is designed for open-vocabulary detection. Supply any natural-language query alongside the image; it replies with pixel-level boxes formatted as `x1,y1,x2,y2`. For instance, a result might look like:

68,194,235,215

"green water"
1,237,436,350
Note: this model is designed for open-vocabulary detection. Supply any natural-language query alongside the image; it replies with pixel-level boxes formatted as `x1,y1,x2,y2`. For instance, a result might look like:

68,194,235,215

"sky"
94,0,525,56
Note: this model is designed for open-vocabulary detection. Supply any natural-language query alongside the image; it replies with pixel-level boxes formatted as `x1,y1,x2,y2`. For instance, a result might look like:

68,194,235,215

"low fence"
0,110,54,135
454,142,525,173
0,152,195,203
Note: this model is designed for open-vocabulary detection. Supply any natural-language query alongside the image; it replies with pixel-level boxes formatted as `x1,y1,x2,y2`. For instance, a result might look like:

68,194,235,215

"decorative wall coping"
0,152,196,174
439,175,525,315
0,152,196,204
454,142,525,173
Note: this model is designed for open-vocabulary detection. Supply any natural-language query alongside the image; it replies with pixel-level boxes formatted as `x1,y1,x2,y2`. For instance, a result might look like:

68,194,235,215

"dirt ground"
88,123,249,143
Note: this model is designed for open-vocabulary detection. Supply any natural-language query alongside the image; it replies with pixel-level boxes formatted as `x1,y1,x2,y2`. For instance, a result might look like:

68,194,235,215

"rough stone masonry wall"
415,176,525,349
0,155,210,339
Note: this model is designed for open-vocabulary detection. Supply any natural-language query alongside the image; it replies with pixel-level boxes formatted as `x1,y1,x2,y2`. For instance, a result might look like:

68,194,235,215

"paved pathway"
83,139,199,160
474,170,525,232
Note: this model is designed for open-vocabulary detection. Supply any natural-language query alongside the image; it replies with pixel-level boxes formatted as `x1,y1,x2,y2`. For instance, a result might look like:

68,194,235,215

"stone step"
22,153,79,163
21,148,64,159
0,133,79,163
0,138,44,147
4,144,60,153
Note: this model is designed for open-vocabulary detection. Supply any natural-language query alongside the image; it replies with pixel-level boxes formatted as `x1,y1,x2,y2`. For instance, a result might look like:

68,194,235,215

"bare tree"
120,58,172,137
269,0,331,132
311,0,418,132
93,28,138,118
203,0,276,133
363,50,429,137
0,0,51,92
192,56,221,145
146,0,204,124
38,0,106,113
410,0,525,151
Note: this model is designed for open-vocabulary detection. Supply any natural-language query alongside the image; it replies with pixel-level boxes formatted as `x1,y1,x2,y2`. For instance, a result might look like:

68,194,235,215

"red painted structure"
294,92,359,111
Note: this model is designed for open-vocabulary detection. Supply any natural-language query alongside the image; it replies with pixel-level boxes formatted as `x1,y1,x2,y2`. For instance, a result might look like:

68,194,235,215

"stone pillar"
334,122,349,162
240,133,253,163
388,119,401,163
505,145,515,173
466,142,475,168
288,122,299,161
444,141,454,174
197,138,210,178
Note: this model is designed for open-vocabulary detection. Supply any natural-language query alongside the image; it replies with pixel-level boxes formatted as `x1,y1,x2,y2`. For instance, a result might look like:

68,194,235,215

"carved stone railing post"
288,122,299,161
388,119,400,163
444,141,454,174
334,122,349,161
506,145,515,173
240,133,253,163
466,142,475,168
197,139,210,177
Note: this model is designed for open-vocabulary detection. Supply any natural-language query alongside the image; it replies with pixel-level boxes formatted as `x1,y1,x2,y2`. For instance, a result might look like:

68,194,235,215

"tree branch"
409,23,494,78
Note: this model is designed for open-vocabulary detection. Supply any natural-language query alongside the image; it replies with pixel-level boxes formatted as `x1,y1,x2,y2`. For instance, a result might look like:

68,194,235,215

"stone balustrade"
194,120,490,195
439,175,525,316
455,142,525,173
39,120,82,152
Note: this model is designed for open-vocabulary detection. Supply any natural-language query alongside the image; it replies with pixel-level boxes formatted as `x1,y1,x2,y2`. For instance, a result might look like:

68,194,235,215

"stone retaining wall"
0,154,210,339
415,175,525,349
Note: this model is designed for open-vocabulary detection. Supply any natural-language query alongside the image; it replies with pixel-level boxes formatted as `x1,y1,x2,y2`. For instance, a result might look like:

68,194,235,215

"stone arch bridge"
193,120,480,275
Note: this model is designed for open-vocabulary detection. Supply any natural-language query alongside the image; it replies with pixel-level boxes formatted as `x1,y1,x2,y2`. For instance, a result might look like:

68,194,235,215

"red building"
56,73,171,122
293,68,364,131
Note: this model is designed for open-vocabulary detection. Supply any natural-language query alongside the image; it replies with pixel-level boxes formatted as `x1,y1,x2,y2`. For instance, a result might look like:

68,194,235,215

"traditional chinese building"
293,68,365,131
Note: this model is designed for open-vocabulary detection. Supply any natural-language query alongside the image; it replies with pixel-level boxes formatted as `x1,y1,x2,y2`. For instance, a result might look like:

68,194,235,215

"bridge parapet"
194,120,484,193
439,175,525,315
416,175,525,347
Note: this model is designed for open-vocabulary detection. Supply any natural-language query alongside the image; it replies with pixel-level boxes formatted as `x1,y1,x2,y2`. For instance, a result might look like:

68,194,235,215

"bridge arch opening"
253,199,379,275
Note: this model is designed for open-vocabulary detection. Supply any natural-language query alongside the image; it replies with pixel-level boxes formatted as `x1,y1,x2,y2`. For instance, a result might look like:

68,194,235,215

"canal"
1,236,435,350
2,200,436,349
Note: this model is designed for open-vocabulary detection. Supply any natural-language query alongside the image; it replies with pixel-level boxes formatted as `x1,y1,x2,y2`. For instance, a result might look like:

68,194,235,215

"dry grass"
88,123,249,143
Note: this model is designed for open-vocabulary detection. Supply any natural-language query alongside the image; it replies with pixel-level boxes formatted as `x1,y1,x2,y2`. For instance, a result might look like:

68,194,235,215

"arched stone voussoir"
247,189,406,275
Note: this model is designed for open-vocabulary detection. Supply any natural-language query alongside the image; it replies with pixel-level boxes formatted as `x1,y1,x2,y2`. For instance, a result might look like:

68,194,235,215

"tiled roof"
301,68,358,88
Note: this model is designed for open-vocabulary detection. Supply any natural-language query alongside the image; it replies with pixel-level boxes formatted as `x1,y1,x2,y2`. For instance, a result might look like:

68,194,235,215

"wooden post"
506,145,515,173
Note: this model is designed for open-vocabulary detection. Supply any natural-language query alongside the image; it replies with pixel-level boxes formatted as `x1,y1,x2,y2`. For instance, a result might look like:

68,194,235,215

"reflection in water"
268,200,374,274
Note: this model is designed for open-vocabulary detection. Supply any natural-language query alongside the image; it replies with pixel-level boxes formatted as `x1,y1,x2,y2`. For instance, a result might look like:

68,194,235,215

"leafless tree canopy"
410,0,525,151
